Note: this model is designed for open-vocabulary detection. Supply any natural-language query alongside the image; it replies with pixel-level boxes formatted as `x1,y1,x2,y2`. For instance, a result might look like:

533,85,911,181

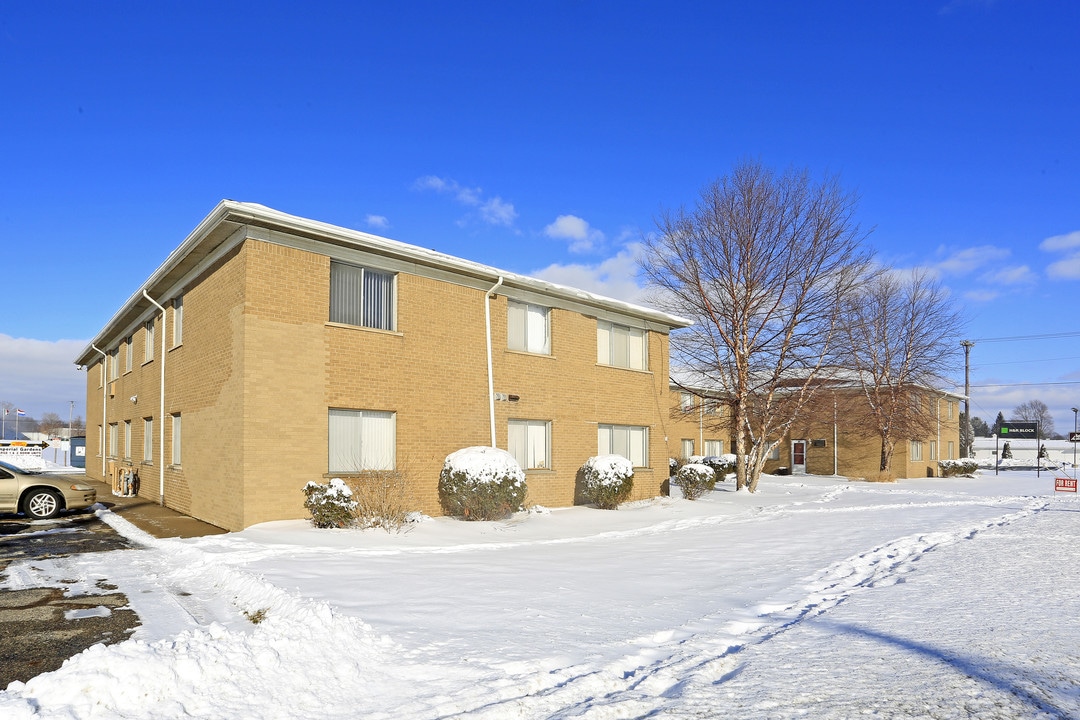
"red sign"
1056,477,1078,493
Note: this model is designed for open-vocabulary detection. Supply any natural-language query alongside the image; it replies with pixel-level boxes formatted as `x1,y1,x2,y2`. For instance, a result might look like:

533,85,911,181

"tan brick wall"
87,235,678,530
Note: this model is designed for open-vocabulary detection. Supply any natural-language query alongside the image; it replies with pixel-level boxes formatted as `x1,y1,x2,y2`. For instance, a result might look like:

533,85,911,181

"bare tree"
39,412,65,437
1011,399,1054,437
642,161,874,491
842,270,964,476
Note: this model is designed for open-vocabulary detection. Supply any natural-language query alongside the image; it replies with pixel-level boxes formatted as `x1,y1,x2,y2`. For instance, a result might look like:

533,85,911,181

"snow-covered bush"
348,469,412,532
303,478,357,528
669,457,680,477
700,454,736,480
1001,441,1013,459
438,446,527,521
674,462,716,500
581,454,634,509
937,459,978,477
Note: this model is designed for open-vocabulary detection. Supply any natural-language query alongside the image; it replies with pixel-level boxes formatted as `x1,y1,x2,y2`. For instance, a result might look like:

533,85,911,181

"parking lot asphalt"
0,476,227,687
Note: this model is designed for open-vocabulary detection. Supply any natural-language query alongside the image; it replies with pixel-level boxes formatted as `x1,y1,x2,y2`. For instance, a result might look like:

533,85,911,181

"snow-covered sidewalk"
1,471,1077,718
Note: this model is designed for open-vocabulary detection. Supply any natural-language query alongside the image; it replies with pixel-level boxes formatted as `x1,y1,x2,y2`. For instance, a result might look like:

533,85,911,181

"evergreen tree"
1001,441,1012,459
992,412,1006,435
1039,443,1048,459
970,416,990,437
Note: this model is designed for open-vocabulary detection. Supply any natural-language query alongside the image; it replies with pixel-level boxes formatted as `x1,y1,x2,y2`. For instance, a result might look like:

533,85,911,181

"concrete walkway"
79,477,228,539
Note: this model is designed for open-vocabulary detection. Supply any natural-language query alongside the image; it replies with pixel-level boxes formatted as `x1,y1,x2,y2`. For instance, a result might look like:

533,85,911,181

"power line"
970,331,1080,343
968,380,1080,389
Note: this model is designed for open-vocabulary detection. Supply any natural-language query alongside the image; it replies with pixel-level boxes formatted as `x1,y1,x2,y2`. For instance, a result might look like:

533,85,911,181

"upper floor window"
679,392,693,412
108,348,119,381
144,319,155,362
330,262,395,331
173,294,184,346
124,336,133,373
597,320,647,371
507,300,550,354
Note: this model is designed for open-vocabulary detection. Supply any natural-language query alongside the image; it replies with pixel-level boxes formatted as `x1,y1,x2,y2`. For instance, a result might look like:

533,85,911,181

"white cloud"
414,175,517,228
980,265,1036,286
531,243,647,305
365,215,390,230
0,334,88,420
1039,230,1080,252
963,289,999,303
544,215,606,254
1046,254,1080,280
479,197,517,227
931,245,1011,276
1038,230,1080,280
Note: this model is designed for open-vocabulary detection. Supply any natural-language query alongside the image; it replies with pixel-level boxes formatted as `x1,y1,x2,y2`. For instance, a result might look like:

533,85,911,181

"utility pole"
961,340,974,457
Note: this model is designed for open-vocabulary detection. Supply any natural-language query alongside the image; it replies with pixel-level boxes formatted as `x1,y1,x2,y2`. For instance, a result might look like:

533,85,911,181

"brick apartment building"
75,201,691,531
668,378,963,481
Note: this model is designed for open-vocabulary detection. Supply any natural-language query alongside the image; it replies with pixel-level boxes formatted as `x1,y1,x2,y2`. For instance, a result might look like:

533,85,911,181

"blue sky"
1,0,1078,434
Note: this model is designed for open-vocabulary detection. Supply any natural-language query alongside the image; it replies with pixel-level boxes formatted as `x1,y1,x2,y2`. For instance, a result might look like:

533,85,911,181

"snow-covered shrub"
303,478,357,528
581,454,634,509
669,457,680,477
937,459,978,477
1001,441,1013,459
701,454,736,480
348,468,412,532
674,462,716,500
438,446,527,521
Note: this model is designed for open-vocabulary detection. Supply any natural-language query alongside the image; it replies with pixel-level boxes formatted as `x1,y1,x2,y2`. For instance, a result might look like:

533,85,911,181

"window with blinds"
508,419,551,469
597,320,647,370
329,262,396,331
508,300,550,354
598,423,649,467
328,409,396,472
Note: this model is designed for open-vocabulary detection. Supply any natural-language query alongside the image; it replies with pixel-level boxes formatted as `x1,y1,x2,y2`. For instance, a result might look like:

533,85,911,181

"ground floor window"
123,420,131,459
680,439,694,459
911,440,923,461
598,424,648,467
508,419,551,469
930,441,938,460
947,441,955,460
108,423,118,458
328,409,396,472
143,418,153,462
704,439,723,456
171,414,182,465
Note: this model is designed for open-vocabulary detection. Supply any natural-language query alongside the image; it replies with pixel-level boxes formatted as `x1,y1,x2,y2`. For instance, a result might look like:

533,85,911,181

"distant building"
668,372,964,480
75,201,691,531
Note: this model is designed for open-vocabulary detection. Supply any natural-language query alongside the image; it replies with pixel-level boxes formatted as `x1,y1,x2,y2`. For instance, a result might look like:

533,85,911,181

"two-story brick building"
75,201,692,531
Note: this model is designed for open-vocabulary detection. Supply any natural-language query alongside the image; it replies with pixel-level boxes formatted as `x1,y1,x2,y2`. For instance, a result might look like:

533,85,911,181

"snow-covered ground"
2,470,1078,719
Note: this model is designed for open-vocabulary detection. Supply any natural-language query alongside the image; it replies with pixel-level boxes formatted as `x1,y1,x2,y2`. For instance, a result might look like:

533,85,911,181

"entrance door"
791,440,807,474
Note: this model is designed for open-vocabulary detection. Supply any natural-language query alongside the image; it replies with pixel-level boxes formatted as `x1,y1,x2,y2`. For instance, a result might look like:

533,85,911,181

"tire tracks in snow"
447,496,1052,719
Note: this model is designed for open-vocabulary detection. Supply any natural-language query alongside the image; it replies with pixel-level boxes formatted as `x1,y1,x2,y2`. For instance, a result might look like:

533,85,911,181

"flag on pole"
16,409,26,416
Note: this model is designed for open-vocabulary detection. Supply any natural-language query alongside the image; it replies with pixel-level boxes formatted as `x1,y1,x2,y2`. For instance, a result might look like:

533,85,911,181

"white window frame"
123,420,131,459
597,320,647,371
144,319,155,363
508,419,551,470
768,445,781,461
679,392,693,412
598,424,649,467
703,398,720,415
328,409,396,472
171,413,182,466
98,425,104,456
173,294,184,347
143,418,153,463
911,440,923,462
124,336,133,373
929,441,938,460
947,441,955,460
108,423,118,458
108,348,119,381
329,262,396,331
507,300,550,355
704,439,723,456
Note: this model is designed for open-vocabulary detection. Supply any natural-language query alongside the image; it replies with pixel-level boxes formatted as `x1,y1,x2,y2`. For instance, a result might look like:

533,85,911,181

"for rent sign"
1056,477,1078,493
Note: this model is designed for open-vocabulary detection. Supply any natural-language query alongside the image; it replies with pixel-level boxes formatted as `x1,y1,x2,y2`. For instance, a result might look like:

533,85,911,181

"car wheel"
23,490,61,520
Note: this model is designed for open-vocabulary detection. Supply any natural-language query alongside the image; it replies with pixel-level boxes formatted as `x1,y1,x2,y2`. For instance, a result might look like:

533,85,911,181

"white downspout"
484,276,504,447
143,290,167,505
91,344,108,478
